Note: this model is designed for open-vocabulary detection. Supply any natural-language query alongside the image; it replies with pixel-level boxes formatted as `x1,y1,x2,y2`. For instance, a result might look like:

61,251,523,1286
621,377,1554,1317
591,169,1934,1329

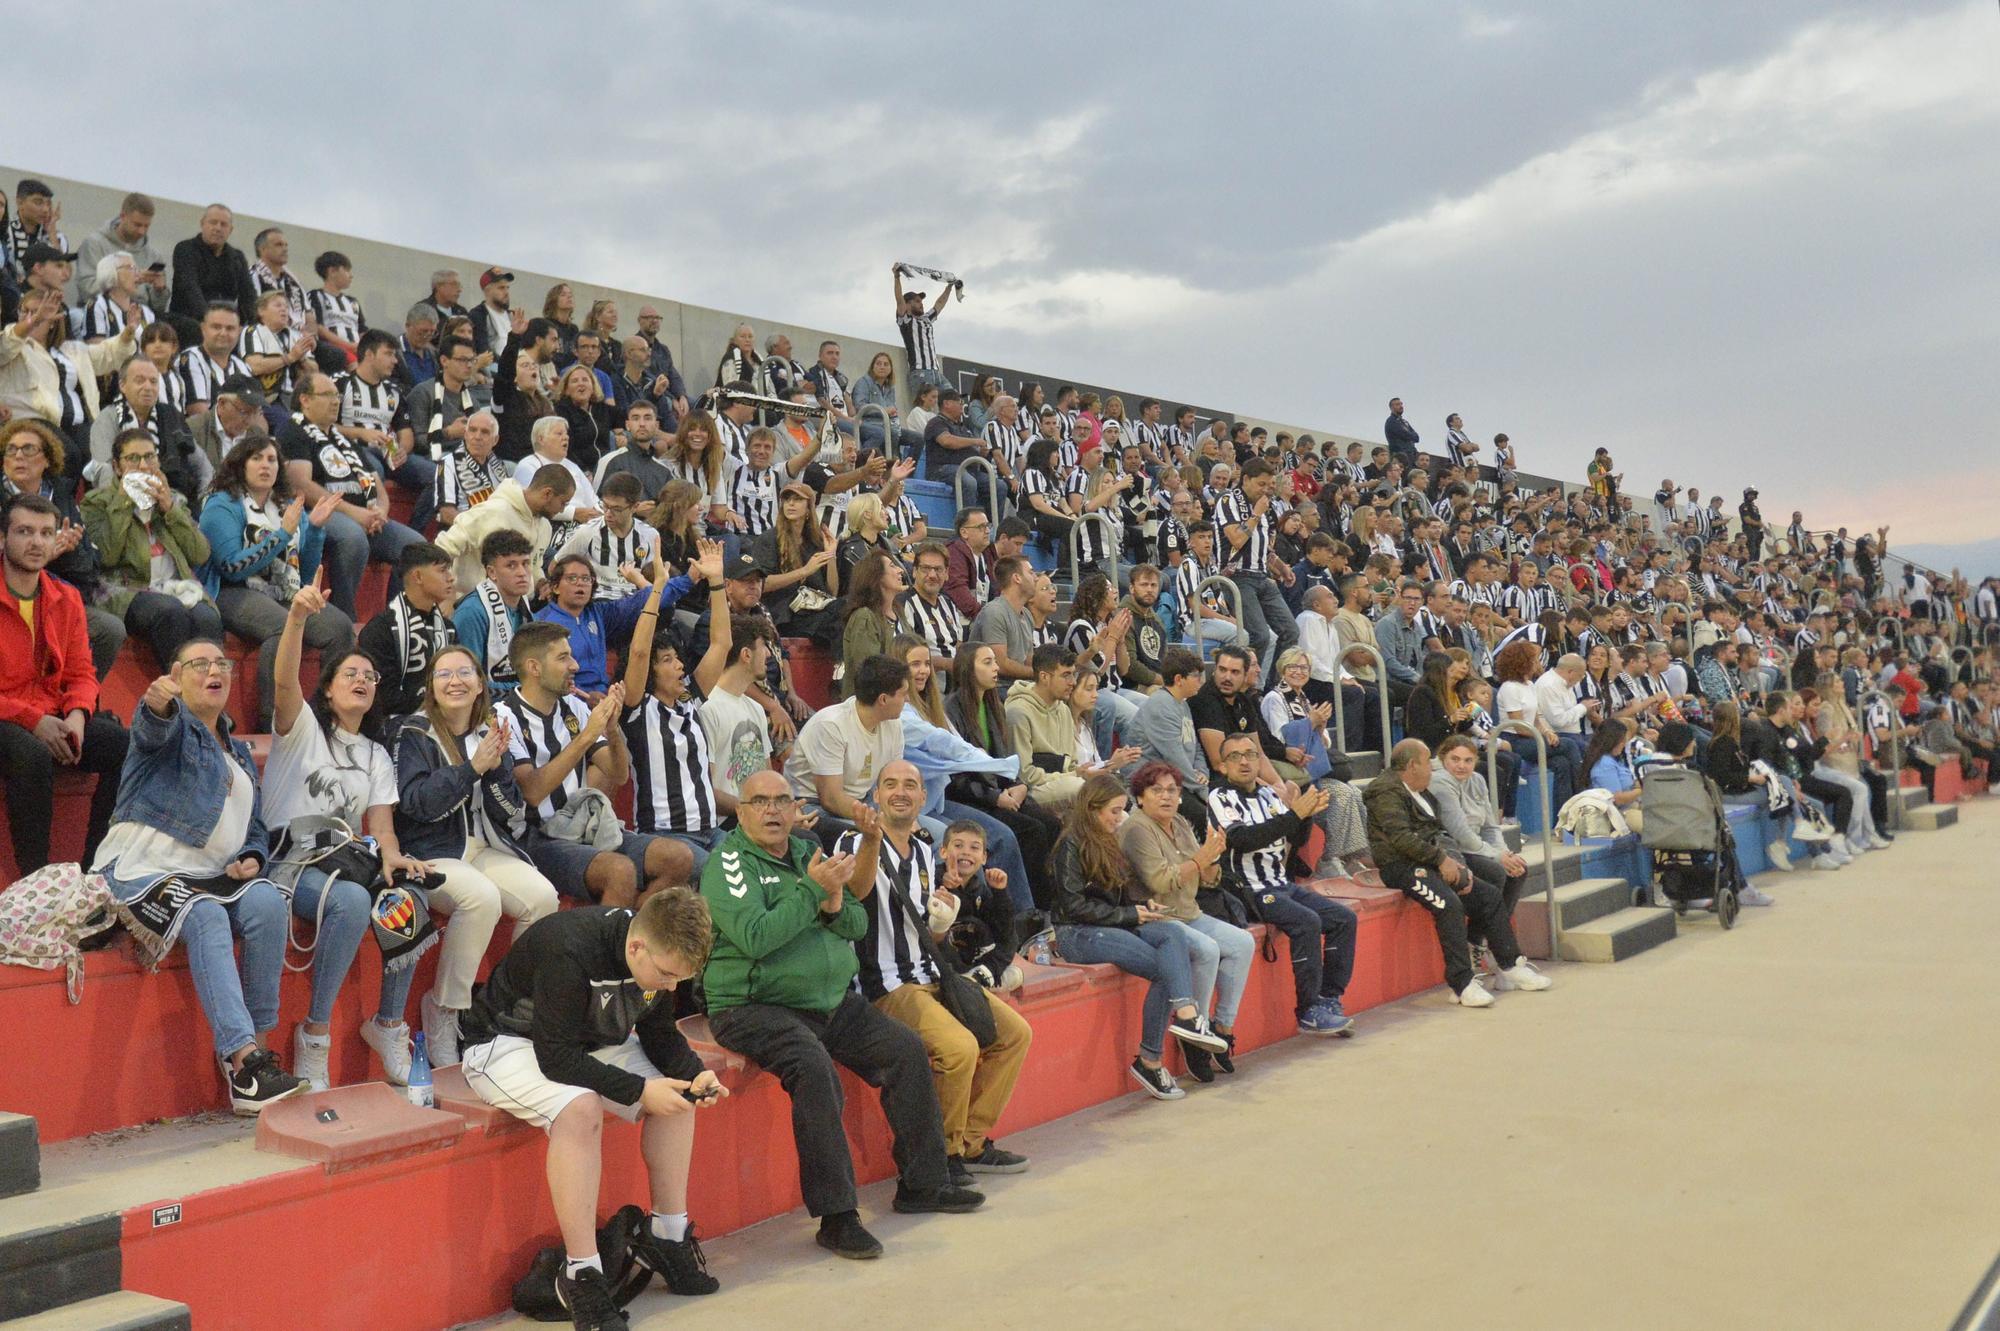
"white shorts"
461,1033,661,1130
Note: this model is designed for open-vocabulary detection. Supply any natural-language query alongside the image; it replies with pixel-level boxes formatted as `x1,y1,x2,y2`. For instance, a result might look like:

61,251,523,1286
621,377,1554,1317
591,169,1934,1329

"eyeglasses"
180,657,234,676
336,668,381,684
4,443,46,459
740,795,797,812
120,450,159,465
432,666,480,682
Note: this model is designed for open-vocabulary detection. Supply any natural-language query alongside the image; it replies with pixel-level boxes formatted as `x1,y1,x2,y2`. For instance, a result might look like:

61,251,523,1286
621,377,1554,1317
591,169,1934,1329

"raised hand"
143,674,182,717
471,717,512,774
281,496,305,534
693,539,725,584
288,574,328,622
1200,824,1228,865
850,802,883,840
509,307,528,336
984,866,1008,894
806,848,856,893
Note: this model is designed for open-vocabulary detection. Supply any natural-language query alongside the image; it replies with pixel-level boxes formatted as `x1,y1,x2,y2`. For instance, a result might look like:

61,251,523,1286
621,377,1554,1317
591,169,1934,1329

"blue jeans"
938,800,1033,913
172,877,288,1059
320,510,426,618
1165,914,1256,1026
381,450,438,531
1506,731,1579,811
1229,571,1298,683
661,826,729,878
290,866,417,1027
1252,882,1358,1016
1092,688,1144,757
1054,921,1196,1062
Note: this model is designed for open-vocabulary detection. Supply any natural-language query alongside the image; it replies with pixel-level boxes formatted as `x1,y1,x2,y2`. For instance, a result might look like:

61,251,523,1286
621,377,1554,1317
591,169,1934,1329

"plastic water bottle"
407,1031,436,1108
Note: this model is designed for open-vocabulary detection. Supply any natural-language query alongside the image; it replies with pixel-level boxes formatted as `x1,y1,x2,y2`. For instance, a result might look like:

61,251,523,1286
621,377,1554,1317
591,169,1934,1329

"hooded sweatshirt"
1003,679,1083,806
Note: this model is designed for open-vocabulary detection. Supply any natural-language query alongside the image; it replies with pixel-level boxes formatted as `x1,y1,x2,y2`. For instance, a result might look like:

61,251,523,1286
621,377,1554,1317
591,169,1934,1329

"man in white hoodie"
435,465,571,594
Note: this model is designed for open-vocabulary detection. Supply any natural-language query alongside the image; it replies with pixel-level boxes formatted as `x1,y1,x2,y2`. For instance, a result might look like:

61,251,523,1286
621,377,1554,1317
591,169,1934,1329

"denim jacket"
111,698,269,869
1373,608,1426,684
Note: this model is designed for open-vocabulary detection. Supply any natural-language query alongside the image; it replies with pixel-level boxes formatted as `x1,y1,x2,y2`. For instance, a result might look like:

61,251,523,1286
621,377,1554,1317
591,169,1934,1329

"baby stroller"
1637,764,1743,929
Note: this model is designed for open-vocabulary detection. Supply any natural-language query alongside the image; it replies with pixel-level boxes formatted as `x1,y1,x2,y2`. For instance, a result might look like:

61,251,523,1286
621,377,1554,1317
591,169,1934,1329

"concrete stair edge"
1556,905,1678,963
0,1291,192,1331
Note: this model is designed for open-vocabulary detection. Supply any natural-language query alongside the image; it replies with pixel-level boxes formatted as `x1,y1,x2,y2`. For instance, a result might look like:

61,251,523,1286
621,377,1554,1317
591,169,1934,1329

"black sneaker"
1212,1031,1237,1075
960,1141,1030,1174
1182,1041,1215,1084
630,1224,720,1296
224,1049,306,1116
555,1266,629,1331
892,1183,986,1214
1167,1012,1228,1053
947,1156,974,1188
1128,1057,1185,1101
816,1211,883,1260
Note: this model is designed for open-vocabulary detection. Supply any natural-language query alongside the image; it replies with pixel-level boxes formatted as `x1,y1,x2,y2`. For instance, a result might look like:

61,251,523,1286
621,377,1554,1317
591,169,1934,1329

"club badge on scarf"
369,872,442,973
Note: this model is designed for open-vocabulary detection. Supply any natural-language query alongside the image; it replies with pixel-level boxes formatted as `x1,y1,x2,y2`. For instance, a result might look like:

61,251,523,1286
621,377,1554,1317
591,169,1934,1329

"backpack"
510,1205,651,1320
0,863,118,1003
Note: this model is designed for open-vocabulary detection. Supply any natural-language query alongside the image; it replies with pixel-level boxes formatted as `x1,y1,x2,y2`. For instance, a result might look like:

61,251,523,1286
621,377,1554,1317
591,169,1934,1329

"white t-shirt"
699,686,772,802
785,698,900,807
262,715,399,831
93,749,257,880
1497,680,1540,726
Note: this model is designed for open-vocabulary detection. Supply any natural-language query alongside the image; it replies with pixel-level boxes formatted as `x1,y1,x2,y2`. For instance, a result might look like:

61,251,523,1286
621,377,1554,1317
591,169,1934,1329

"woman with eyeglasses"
259,580,429,1091
198,434,354,730
80,426,224,676
386,645,559,1068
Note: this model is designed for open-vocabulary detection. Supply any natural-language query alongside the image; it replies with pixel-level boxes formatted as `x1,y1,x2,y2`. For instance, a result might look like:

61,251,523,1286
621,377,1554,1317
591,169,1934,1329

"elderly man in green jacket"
700,768,984,1262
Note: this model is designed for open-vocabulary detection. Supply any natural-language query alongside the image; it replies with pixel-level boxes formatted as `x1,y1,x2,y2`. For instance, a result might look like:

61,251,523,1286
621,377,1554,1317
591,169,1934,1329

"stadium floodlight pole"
1487,720,1560,960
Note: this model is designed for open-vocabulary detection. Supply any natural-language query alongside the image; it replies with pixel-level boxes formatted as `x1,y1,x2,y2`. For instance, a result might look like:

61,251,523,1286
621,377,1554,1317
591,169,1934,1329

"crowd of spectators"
4,178,1999,1331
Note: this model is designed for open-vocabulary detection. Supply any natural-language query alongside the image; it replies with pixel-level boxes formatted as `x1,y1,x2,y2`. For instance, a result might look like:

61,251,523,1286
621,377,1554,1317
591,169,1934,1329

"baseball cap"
217,374,267,409
723,554,764,582
478,266,515,288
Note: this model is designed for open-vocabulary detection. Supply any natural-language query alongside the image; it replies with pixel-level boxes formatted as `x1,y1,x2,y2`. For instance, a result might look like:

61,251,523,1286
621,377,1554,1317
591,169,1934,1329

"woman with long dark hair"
1019,438,1076,548
750,481,839,635
943,643,1063,907
664,410,730,527
838,551,903,697
1579,718,1643,831
1048,775,1225,1102
197,434,354,729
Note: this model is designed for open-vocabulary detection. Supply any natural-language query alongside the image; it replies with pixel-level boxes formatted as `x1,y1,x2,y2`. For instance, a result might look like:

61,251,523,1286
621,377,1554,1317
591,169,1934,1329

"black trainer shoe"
1182,1041,1215,1084
555,1266,629,1331
816,1211,883,1260
1212,1031,1237,1075
960,1141,1030,1174
224,1049,306,1116
892,1183,986,1214
630,1224,720,1296
947,1156,974,1188
1128,1056,1185,1101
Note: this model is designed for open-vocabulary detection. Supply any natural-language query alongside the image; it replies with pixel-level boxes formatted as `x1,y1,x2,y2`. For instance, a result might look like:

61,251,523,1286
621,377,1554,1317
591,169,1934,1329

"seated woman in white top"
512,414,601,547
259,577,432,1091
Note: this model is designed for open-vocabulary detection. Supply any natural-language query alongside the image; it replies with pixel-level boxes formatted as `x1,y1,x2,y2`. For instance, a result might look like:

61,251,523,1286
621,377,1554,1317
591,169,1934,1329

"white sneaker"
1453,979,1496,1008
1813,854,1844,871
1830,835,1854,859
1503,959,1553,991
1738,885,1775,906
421,991,462,1068
360,1018,414,1086
1767,841,1793,871
292,1027,332,1093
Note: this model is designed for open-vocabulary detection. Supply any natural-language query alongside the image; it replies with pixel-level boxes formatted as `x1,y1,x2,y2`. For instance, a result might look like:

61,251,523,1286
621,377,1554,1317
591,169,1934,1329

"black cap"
1743,486,1758,497
479,266,514,288
723,554,764,582
19,242,76,268
217,374,267,408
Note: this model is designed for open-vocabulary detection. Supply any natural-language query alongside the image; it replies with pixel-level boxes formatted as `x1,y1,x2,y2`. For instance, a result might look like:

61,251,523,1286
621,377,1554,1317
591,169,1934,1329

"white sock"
651,1211,688,1241
565,1254,603,1278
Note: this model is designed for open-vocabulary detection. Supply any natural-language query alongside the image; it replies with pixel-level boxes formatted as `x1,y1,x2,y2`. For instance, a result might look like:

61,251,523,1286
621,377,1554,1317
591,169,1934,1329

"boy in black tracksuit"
460,896,723,1331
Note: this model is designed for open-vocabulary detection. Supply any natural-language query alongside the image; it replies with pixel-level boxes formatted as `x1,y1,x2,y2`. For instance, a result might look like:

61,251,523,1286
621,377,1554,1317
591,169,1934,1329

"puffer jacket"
1361,772,1451,875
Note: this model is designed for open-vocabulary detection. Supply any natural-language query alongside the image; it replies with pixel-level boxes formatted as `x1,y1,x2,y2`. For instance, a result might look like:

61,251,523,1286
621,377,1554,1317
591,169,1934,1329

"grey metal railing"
1328,640,1395,767
1488,719,1561,957
1951,1249,2000,1330
1187,574,1244,660
952,454,1001,533
1877,615,1906,656
1859,687,1904,830
857,403,898,461
1066,511,1120,591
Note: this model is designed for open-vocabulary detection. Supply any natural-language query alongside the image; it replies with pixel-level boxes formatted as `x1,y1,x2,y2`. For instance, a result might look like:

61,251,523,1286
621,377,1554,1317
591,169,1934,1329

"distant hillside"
1890,539,2000,581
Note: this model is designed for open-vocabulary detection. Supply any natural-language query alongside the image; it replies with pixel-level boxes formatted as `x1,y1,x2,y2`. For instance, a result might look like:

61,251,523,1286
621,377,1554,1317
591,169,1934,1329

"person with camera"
460,891,726,1331
700,767,982,1262
842,761,1032,1185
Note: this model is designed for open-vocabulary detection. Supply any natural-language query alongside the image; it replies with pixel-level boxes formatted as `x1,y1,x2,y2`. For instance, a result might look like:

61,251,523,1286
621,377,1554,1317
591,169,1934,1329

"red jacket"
0,571,97,730
944,538,995,618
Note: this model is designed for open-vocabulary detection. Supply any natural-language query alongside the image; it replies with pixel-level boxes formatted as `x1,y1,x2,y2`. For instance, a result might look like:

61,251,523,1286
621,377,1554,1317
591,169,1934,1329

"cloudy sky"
16,1,1998,551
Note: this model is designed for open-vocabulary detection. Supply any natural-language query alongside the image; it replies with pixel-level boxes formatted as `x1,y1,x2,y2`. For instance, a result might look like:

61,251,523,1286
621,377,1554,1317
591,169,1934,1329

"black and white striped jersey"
724,460,779,536
1413,608,1449,645
982,417,1029,476
1067,472,1114,564
559,517,659,599
80,294,155,341
1063,617,1123,690
838,827,940,1000
1211,488,1270,573
248,262,308,331
176,347,251,408
497,690,607,832
239,323,304,396
1449,578,1502,610
899,591,967,661
1177,553,1229,619
308,288,365,347
1129,418,1166,460
336,371,404,442
1206,783,1297,893
46,347,86,431
896,311,940,374
714,413,748,466
621,692,720,835
1504,582,1558,623
1494,619,1549,656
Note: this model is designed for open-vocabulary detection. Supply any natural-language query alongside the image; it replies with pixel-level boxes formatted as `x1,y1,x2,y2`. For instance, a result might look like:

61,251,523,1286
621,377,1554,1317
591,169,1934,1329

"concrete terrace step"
2,1291,192,1331
1517,839,1588,887
0,1111,37,1200
1906,803,1959,831
1556,905,1678,963
1513,878,1635,961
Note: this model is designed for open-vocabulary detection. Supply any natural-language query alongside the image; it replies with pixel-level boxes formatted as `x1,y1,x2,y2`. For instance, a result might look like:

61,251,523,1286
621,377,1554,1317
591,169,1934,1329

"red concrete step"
256,1082,465,1169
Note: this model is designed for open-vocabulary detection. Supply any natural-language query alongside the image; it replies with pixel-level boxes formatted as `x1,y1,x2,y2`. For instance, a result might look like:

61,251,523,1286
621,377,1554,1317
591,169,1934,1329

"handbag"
889,878,998,1048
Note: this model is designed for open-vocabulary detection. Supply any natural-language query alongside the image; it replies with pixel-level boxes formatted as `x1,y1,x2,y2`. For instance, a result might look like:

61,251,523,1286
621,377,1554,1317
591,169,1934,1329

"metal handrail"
1859,688,1904,830
952,454,1001,533
1327,639,1395,766
1067,510,1120,591
1949,1249,2000,1331
1876,615,1906,656
857,403,905,466
1187,573,1244,659
1488,719,1561,958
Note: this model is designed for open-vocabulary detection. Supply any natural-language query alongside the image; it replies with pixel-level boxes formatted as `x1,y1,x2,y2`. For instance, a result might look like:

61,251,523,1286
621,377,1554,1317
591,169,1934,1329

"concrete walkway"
477,800,2000,1331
